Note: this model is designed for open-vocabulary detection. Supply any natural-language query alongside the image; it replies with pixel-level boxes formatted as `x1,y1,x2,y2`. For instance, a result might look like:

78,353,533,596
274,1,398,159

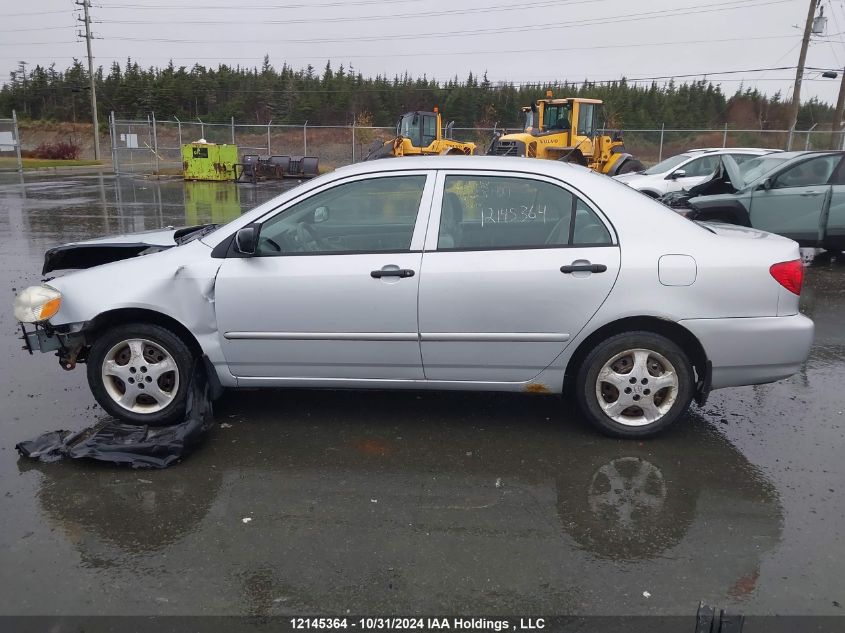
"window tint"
680,155,719,178
438,175,611,250
773,155,841,188
257,175,426,255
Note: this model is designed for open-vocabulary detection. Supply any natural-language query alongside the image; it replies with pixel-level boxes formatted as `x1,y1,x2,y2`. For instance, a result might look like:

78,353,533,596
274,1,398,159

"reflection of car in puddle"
25,391,782,612
589,458,668,533
24,460,222,562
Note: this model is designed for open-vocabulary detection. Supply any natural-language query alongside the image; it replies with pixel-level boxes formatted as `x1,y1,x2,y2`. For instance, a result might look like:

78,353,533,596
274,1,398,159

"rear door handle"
800,191,821,196
371,268,415,278
560,263,607,274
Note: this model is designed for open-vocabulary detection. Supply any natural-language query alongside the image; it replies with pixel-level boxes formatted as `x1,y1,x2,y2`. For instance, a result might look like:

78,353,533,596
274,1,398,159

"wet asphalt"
0,172,843,617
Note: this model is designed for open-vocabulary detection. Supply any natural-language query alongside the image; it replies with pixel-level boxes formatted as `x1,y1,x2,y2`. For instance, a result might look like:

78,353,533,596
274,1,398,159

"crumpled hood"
659,155,743,209
42,224,214,274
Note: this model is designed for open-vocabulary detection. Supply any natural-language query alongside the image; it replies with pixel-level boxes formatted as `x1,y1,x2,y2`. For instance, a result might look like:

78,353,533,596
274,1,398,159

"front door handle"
800,191,821,196
560,263,607,274
371,268,415,278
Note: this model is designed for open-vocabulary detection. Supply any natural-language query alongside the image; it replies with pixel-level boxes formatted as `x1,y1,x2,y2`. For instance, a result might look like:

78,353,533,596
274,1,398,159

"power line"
98,0,792,45
101,0,428,8
0,34,800,63
0,26,78,33
99,0,611,26
0,9,76,17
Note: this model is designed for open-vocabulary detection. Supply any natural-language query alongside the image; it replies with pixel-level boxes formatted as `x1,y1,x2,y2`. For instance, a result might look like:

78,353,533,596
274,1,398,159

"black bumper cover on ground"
15,363,214,468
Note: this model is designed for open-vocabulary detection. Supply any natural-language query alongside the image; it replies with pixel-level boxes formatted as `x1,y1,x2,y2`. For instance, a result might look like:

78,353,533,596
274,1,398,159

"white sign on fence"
120,133,138,148
0,131,14,151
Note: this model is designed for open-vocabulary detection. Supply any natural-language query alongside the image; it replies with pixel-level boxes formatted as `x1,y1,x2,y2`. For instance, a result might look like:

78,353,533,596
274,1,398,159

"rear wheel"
86,322,194,426
575,332,694,438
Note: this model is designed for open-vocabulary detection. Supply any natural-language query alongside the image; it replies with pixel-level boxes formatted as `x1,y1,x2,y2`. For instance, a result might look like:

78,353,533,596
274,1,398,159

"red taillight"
769,259,804,295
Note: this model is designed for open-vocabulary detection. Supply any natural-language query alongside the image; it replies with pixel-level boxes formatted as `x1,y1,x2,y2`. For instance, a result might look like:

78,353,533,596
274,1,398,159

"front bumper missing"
19,323,87,370
19,323,63,354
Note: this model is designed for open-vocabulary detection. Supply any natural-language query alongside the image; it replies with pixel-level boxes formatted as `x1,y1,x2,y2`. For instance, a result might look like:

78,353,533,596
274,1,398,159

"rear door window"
437,175,611,250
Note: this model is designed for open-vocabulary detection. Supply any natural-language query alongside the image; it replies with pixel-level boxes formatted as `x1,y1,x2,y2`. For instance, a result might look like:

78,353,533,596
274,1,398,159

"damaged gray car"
13,157,813,438
660,150,845,252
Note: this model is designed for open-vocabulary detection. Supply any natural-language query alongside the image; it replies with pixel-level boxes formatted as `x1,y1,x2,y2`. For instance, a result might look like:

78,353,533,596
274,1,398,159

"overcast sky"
4,0,845,107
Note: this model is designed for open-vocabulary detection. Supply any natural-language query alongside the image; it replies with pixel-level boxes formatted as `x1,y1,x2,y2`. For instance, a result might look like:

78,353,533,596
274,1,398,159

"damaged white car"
14,157,814,438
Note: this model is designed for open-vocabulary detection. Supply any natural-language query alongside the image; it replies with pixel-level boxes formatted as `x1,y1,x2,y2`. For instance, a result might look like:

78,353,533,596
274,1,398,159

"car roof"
685,147,778,154
765,150,844,160
332,155,594,179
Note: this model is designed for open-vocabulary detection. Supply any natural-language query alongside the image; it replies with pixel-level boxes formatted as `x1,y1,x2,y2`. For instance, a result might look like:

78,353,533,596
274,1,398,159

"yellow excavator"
365,108,476,160
487,92,644,175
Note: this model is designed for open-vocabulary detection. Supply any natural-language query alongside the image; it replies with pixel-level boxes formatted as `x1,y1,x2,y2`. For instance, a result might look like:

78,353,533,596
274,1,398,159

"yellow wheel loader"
487,93,644,175
364,109,476,160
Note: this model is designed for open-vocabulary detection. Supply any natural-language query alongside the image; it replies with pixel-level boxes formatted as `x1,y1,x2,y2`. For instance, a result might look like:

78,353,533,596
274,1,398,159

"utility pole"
832,67,845,149
75,0,100,159
788,0,819,150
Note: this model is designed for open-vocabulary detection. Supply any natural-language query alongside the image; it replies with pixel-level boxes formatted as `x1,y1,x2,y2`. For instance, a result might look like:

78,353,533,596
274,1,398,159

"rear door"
417,171,620,383
749,154,842,244
823,157,845,248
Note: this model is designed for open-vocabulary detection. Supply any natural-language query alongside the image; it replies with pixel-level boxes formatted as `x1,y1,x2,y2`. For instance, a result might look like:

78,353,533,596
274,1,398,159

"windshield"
643,154,691,175
737,155,790,186
542,104,572,131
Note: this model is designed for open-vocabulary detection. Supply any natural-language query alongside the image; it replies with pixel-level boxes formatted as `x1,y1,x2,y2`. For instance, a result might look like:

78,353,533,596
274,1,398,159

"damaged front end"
19,321,88,371
659,154,742,212
41,224,217,274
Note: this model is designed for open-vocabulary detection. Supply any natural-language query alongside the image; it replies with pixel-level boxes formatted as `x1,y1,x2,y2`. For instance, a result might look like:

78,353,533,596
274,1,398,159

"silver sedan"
14,157,814,437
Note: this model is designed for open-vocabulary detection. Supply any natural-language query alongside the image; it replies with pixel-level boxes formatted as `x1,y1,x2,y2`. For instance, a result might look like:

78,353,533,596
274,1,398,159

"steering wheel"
296,221,330,252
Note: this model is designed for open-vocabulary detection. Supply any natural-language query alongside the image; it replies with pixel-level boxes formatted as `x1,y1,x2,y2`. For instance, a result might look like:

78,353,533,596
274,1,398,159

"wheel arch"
564,316,708,390
85,307,204,357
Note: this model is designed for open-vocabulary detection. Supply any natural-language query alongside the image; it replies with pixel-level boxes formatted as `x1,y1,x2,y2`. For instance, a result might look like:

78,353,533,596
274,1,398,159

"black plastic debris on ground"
15,364,214,469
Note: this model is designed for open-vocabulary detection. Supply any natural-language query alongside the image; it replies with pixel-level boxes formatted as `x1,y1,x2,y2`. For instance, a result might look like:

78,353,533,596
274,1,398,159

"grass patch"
0,157,105,169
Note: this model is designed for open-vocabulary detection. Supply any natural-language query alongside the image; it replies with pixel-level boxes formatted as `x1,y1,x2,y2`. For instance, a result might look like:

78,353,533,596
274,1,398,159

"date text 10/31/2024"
289,618,547,631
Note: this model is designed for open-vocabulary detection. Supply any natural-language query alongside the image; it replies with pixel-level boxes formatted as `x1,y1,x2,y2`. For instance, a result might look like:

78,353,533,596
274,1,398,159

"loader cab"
397,111,441,149
525,98,600,137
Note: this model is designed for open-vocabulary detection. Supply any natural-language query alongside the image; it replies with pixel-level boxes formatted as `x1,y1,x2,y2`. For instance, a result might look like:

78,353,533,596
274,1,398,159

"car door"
822,156,845,249
214,171,434,380
665,155,720,194
749,154,842,244
417,171,621,382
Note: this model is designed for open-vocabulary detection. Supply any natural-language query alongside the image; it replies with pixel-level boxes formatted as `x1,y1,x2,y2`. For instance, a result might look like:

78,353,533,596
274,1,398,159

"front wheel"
86,323,194,426
575,332,694,438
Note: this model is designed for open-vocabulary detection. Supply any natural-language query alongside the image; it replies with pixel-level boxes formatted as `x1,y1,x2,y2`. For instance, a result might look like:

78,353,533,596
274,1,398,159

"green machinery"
181,142,238,181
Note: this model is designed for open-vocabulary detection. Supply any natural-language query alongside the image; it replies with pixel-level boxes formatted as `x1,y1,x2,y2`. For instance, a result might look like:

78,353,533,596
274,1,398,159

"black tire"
616,158,645,174
575,331,694,438
86,322,194,426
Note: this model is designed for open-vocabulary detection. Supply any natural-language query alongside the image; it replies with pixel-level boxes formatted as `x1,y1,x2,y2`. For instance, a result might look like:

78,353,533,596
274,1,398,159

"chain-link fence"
109,112,510,176
108,112,845,176
0,110,23,172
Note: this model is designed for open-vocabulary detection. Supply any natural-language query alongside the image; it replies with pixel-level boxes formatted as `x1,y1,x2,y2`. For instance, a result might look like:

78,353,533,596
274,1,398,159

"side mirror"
669,169,686,180
761,178,773,191
313,206,330,223
234,226,257,255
